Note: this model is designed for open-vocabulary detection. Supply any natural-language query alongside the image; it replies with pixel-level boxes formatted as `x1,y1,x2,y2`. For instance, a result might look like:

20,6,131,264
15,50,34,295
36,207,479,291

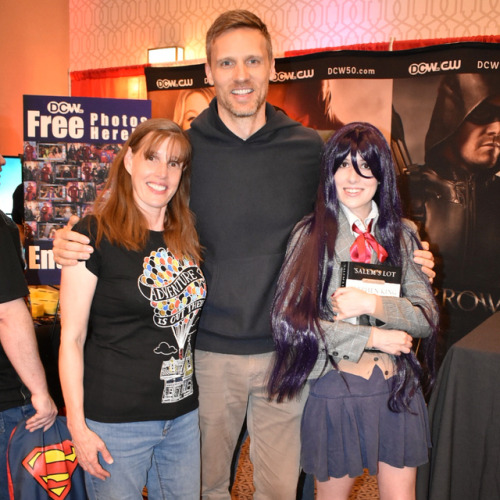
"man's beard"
220,89,267,119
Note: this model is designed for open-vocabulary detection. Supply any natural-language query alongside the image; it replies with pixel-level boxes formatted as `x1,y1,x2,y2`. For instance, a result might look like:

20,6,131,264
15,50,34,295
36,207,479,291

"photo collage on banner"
145,42,499,354
23,141,118,241
23,95,152,284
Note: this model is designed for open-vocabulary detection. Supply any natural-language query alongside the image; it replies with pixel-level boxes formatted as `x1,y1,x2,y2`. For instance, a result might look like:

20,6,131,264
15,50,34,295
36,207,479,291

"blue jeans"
0,403,35,500
85,409,200,500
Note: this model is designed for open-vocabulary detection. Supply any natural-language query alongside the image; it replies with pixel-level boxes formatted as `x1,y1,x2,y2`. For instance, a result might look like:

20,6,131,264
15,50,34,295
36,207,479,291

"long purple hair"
268,122,437,410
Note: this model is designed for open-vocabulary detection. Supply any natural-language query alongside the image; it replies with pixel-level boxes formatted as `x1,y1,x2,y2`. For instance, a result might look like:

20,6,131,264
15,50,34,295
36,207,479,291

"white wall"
0,0,69,155
69,0,499,70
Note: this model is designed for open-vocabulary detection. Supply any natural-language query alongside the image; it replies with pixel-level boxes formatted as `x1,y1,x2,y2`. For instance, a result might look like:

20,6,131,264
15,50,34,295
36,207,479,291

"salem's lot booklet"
340,262,402,297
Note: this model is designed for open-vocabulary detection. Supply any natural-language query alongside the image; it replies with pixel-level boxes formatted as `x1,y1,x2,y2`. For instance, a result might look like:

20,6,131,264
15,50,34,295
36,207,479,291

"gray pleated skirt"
301,365,431,481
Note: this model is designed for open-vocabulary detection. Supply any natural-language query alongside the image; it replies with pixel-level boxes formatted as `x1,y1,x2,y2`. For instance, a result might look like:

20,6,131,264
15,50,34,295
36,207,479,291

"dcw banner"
146,42,499,351
22,95,151,285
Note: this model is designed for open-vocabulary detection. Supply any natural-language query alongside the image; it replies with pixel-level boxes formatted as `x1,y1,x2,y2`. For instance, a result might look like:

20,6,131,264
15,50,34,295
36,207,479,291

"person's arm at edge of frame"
53,215,92,266
59,261,113,480
0,298,57,431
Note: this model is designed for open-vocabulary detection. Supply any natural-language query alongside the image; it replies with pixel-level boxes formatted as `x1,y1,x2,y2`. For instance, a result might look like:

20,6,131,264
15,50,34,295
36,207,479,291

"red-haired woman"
59,119,206,500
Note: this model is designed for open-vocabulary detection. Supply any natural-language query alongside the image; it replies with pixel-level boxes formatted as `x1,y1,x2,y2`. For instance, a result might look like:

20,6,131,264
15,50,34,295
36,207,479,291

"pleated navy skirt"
301,365,431,481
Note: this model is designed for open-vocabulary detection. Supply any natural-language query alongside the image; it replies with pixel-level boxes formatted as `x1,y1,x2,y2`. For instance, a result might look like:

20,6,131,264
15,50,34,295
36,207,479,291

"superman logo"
21,440,79,500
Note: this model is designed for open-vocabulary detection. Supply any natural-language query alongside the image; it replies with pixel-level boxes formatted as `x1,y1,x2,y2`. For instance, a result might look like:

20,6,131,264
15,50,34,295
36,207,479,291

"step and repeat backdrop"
145,42,499,348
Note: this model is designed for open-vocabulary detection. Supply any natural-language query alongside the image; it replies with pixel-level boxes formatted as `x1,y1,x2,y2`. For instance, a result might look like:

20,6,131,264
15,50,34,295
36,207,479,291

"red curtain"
70,64,149,99
395,34,499,49
284,35,500,57
70,36,499,99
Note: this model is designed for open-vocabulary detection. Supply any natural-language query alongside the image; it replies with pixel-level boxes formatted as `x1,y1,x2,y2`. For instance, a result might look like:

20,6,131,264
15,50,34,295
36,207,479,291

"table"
416,312,500,500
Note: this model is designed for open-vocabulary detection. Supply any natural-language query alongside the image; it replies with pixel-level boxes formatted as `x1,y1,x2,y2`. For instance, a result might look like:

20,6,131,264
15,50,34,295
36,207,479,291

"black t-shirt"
0,211,30,411
74,216,206,422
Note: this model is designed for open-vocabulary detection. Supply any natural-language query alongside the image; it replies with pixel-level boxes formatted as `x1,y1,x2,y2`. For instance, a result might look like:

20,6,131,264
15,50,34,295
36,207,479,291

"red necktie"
350,221,388,263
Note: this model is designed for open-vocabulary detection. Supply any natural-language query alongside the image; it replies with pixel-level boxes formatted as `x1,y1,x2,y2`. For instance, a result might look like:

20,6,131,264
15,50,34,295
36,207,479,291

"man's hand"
413,241,435,283
0,298,58,433
53,215,92,266
25,392,57,432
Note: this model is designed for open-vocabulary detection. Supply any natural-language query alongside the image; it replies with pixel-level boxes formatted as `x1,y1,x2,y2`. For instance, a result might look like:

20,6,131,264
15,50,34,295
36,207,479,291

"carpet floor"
231,437,380,500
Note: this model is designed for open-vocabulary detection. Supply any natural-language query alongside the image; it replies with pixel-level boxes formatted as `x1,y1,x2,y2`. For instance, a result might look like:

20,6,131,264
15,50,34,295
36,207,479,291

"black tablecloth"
35,322,64,409
417,312,500,500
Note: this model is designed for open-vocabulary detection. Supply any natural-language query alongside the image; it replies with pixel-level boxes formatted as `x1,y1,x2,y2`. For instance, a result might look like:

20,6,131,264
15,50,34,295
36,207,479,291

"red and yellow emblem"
22,440,78,500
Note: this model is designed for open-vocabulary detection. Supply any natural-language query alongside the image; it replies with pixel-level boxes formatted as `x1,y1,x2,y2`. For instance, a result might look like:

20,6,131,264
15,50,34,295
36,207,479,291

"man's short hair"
206,10,273,66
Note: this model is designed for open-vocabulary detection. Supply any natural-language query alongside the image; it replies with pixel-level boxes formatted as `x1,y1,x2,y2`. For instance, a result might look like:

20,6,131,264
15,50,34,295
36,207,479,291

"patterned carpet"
231,437,380,499
143,436,379,499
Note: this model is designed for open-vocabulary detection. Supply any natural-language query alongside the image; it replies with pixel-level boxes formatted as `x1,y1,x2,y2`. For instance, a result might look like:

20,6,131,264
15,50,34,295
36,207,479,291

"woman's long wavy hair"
268,122,437,410
90,118,202,262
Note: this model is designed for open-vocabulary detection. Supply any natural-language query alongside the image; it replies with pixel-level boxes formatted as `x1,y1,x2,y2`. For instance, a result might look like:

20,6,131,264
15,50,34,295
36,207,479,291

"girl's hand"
331,287,376,320
369,327,413,355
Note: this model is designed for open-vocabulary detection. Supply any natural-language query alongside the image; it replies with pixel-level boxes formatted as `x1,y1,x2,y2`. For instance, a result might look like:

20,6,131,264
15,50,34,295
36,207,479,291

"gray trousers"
196,350,309,500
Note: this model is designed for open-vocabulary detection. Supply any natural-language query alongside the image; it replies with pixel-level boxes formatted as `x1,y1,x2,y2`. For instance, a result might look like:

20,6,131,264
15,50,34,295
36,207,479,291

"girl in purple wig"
269,122,438,499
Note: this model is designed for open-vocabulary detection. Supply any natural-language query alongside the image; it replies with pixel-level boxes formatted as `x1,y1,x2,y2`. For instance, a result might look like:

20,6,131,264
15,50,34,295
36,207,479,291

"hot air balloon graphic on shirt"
138,247,206,403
